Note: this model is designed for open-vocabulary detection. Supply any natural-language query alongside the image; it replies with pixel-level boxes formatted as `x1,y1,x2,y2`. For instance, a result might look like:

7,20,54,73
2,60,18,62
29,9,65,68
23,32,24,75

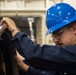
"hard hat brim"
46,15,76,35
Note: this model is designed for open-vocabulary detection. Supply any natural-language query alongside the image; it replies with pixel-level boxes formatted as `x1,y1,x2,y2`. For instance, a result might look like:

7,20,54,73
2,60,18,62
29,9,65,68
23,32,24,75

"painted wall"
63,0,76,9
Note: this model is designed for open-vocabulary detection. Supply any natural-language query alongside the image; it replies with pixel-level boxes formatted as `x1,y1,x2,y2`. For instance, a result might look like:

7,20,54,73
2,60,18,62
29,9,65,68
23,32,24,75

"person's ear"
73,24,76,35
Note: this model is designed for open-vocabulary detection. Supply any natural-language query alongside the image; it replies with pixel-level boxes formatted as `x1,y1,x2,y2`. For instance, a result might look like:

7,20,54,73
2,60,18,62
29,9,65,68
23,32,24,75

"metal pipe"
27,17,35,42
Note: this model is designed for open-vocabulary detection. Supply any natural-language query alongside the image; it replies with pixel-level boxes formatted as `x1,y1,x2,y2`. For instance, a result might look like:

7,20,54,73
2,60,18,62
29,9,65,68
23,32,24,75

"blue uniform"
23,60,64,75
12,32,76,74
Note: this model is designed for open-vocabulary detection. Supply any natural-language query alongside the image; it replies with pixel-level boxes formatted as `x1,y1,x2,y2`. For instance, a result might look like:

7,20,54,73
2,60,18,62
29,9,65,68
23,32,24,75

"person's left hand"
15,53,29,72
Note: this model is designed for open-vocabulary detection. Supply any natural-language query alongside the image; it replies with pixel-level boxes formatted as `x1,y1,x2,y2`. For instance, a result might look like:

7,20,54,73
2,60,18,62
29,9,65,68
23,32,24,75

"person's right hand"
0,17,17,31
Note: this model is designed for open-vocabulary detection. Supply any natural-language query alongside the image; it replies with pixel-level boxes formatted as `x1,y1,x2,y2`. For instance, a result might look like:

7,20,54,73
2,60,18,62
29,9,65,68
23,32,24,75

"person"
15,42,63,75
0,2,76,74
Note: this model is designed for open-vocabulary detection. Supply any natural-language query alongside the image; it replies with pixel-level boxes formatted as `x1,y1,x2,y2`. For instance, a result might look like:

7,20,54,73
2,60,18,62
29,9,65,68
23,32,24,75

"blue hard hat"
46,3,76,35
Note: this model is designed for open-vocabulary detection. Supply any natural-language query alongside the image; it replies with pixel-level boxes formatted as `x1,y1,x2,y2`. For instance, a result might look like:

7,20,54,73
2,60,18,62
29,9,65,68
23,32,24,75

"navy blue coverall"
12,32,76,75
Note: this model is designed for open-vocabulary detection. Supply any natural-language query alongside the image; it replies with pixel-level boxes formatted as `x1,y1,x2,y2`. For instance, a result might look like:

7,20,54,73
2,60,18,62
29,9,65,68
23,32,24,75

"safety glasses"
52,24,73,38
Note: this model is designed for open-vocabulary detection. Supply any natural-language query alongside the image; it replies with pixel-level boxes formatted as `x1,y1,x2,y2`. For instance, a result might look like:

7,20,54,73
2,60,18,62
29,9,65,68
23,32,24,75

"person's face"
51,23,76,47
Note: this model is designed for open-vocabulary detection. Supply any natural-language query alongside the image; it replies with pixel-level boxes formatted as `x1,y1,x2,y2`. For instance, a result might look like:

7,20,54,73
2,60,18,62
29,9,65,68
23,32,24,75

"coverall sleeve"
26,66,54,75
12,32,76,73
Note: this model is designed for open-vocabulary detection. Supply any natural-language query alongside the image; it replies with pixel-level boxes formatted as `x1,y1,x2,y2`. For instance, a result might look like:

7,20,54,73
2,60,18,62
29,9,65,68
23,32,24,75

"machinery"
0,24,19,75
0,17,37,75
